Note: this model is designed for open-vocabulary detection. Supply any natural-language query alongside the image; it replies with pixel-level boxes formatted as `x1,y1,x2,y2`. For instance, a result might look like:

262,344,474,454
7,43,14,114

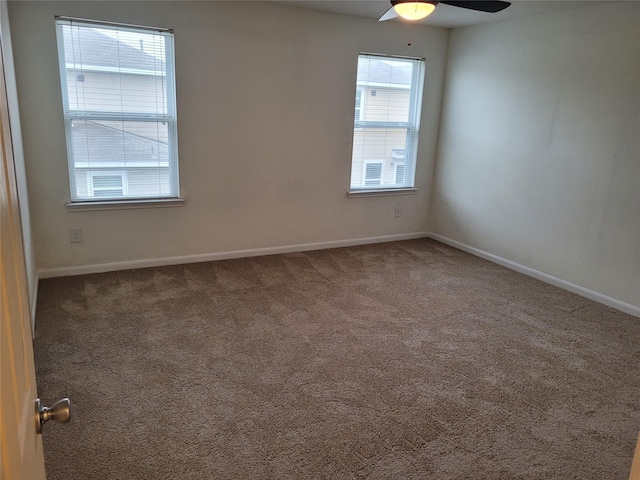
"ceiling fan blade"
441,1,510,13
379,6,400,21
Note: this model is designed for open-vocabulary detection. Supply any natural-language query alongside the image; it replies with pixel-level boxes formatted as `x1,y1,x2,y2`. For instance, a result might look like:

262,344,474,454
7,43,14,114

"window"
349,53,425,192
363,160,384,187
354,88,364,121
55,17,179,202
87,171,127,197
394,163,405,185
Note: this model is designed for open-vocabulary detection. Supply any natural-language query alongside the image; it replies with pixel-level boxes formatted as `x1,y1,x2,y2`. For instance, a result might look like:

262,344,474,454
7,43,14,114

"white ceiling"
273,0,608,28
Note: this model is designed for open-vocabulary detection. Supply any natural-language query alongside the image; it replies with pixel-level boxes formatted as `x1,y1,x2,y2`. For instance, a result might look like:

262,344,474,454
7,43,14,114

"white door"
0,39,47,479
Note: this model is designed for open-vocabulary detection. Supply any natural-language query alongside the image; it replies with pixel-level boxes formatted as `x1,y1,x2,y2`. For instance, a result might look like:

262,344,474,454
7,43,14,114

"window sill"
347,188,417,198
66,198,186,212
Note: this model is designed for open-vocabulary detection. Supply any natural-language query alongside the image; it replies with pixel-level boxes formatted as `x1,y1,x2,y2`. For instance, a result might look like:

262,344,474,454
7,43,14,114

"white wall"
431,2,640,308
1,0,38,321
8,1,449,271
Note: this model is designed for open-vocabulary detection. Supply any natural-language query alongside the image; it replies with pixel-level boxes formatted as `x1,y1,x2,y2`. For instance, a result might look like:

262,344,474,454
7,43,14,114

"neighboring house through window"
363,159,384,187
349,53,425,192
354,87,364,122
87,171,127,198
394,163,405,185
55,17,179,202
392,148,406,185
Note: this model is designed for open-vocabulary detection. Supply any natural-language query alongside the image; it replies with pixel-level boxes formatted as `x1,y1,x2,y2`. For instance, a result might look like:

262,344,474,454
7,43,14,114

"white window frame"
55,16,180,205
86,171,128,198
349,53,425,195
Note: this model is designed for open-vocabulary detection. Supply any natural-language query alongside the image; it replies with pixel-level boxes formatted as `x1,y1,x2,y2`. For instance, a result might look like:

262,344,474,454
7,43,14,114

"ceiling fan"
379,0,511,21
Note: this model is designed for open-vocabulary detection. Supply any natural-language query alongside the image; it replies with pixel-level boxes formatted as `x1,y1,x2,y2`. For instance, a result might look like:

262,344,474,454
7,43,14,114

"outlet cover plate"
69,228,83,243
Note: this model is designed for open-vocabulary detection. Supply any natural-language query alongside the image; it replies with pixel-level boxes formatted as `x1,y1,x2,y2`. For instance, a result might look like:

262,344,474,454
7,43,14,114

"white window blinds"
55,17,179,202
349,53,425,192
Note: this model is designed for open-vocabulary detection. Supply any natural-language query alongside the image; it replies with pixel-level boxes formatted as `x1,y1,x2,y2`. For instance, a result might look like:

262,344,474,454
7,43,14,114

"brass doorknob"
36,398,71,434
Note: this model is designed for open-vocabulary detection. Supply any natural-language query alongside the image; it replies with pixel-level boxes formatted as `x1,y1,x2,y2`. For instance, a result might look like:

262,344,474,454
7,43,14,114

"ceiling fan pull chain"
408,22,413,46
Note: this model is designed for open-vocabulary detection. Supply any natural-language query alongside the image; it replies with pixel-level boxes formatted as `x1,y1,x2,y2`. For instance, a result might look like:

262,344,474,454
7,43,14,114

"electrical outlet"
69,228,83,243
394,205,402,218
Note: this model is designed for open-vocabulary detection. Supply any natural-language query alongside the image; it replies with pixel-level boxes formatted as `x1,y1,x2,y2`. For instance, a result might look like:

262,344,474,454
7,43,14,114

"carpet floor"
34,239,639,479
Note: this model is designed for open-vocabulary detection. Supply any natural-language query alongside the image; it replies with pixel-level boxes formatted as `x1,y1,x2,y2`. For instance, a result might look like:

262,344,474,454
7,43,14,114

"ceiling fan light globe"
393,2,436,20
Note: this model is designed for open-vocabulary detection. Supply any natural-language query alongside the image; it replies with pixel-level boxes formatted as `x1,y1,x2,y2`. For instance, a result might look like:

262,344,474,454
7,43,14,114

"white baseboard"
428,233,640,318
38,232,430,279
36,231,639,318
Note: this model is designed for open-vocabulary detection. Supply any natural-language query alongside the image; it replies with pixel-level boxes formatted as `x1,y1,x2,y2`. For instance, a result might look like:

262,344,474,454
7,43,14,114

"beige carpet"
34,239,639,479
